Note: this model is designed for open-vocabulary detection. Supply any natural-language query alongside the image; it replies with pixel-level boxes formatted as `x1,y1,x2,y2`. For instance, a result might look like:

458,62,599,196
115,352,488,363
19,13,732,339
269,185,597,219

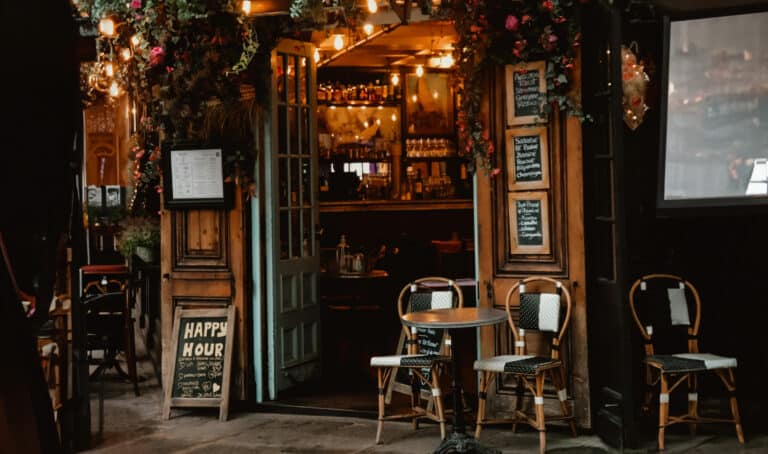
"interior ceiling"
313,20,457,68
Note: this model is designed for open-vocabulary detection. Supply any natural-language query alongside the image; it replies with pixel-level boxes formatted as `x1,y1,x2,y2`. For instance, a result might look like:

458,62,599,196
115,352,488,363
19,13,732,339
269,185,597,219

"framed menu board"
163,305,235,421
505,61,547,126
162,142,230,209
508,191,550,255
506,127,549,190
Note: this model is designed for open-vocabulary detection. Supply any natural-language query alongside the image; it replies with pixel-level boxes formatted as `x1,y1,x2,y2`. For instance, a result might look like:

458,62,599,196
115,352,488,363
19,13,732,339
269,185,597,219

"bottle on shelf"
336,234,350,273
413,169,424,200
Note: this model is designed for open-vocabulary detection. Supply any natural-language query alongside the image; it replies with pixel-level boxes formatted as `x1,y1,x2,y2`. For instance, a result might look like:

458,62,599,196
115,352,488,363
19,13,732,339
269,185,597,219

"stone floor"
83,353,768,454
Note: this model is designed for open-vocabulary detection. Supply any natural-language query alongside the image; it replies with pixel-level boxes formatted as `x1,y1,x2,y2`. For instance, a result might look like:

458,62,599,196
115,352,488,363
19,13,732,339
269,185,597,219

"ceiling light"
105,61,115,78
391,73,399,86
440,53,454,68
108,81,120,98
333,34,344,51
363,23,374,36
416,64,424,77
241,0,252,15
313,48,320,63
367,0,378,14
411,94,417,102
433,90,438,99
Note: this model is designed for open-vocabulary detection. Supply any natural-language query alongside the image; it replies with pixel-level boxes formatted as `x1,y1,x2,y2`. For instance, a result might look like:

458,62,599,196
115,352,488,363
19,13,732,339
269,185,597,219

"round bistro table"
401,307,507,454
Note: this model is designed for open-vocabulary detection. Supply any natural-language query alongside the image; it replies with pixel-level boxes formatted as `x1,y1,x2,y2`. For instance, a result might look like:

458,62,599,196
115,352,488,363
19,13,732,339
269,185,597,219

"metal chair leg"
535,373,546,454
658,373,670,450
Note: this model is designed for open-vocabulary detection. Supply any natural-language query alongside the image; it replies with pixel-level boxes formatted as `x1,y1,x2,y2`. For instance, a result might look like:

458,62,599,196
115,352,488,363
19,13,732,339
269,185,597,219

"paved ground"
83,355,768,454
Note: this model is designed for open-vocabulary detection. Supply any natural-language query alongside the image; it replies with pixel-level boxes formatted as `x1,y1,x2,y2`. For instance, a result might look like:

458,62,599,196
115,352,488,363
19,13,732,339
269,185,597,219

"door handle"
162,273,170,282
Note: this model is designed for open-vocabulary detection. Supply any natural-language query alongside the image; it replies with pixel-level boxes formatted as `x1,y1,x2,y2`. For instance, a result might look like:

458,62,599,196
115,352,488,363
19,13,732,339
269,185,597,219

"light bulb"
367,0,378,13
99,18,115,38
109,81,120,97
363,23,373,36
416,64,424,77
105,62,114,77
391,113,397,122
130,34,141,47
313,48,320,63
121,48,132,61
411,94,417,103
391,73,399,86
241,0,252,14
440,53,454,68
333,34,344,51
433,90,438,99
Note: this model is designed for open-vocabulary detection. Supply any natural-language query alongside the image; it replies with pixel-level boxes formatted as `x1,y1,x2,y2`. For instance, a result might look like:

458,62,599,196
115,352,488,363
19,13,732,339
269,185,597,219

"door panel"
265,40,321,398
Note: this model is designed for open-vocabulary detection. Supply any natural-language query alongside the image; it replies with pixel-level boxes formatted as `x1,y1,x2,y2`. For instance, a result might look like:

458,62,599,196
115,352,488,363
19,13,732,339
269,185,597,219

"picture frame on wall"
506,126,549,191
405,72,454,136
505,61,547,126
508,190,550,255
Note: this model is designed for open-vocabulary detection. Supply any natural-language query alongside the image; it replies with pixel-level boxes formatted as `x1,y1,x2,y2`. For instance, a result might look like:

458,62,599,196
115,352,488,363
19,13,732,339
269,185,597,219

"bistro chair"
369,276,464,444
628,274,744,450
474,277,576,454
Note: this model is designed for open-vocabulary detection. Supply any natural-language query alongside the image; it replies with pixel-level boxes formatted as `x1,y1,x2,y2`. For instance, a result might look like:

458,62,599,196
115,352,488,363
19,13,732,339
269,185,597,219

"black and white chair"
474,277,576,454
369,276,463,444
629,274,744,450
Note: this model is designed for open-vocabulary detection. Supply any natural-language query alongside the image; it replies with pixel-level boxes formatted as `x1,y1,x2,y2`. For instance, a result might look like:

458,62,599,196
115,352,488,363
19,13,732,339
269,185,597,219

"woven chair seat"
646,353,737,373
474,355,560,375
370,354,451,368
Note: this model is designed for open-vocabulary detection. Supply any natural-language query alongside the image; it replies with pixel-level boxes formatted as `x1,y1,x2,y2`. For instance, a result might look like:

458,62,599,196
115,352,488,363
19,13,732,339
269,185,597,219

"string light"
415,64,424,77
105,61,115,78
391,73,399,86
313,48,320,63
130,34,141,47
98,17,116,38
120,48,132,61
108,81,120,97
440,53,454,68
363,23,374,36
241,0,252,15
333,34,344,51
367,0,378,14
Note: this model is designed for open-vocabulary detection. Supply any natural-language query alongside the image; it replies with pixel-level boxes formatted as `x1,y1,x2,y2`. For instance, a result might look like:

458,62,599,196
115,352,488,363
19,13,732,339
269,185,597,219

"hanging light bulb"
333,34,344,51
98,17,116,38
433,90,439,99
130,34,141,47
241,0,252,14
415,64,424,77
313,48,320,63
120,48,132,61
391,72,399,86
440,53,454,68
367,0,378,14
105,61,115,78
363,23,374,36
108,81,120,97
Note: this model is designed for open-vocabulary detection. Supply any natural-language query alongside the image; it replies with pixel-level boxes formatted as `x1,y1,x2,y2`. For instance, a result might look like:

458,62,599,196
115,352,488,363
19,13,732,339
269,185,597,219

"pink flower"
505,15,519,31
149,46,165,67
491,168,502,176
542,1,554,11
130,0,142,8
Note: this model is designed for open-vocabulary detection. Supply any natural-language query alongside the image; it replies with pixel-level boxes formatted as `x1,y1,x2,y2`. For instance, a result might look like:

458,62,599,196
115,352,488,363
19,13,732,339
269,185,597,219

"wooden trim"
506,126,550,191
320,199,472,212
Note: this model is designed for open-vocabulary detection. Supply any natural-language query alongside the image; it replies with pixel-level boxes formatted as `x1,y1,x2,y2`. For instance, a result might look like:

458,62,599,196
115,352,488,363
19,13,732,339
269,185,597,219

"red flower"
554,16,567,23
149,46,165,67
130,0,141,9
542,1,554,11
505,15,519,32
521,15,532,24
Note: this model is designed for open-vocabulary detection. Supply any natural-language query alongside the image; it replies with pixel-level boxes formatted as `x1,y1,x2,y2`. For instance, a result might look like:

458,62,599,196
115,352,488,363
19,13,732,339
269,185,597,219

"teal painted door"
265,40,321,399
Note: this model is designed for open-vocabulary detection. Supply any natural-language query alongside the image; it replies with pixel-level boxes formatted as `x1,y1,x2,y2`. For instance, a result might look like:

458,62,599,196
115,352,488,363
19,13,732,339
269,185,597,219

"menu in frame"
170,148,225,200
508,191,550,255
505,61,547,126
506,127,549,190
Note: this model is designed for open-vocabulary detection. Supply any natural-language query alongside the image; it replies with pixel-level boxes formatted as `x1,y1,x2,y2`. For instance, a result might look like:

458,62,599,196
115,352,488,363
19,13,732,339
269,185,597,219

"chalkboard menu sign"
163,306,235,421
508,191,550,254
506,62,547,126
388,320,446,401
507,127,550,190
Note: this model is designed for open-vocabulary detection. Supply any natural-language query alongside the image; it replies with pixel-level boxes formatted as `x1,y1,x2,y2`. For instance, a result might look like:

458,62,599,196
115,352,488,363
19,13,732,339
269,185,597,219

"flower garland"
450,0,588,172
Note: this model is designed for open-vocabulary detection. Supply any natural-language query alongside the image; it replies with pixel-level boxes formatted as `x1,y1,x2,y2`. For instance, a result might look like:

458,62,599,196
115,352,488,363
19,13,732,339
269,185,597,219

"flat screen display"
659,11,768,209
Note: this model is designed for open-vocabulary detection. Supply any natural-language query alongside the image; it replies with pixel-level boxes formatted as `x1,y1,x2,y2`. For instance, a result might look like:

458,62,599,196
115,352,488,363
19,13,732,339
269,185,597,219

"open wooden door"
160,192,249,400
475,63,591,427
263,40,321,399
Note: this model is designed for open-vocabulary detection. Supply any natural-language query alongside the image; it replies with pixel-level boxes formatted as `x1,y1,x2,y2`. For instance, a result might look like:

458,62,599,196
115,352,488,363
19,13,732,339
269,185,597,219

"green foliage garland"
450,0,588,173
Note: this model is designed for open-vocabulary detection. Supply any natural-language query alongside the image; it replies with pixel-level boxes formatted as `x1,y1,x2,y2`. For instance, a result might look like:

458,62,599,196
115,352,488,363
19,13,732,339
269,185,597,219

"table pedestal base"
433,432,501,454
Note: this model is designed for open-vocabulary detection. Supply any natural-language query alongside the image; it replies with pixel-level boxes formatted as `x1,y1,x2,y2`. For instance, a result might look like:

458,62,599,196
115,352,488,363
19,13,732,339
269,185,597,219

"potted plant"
118,216,160,263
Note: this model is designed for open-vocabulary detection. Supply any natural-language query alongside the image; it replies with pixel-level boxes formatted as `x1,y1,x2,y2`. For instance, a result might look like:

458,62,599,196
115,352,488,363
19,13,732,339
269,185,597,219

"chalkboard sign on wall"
505,62,547,126
508,191,550,254
506,127,549,190
163,306,235,421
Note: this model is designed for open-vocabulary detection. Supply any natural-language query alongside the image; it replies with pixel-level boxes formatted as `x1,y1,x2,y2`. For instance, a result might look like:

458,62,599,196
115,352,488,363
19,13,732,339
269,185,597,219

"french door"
263,40,321,399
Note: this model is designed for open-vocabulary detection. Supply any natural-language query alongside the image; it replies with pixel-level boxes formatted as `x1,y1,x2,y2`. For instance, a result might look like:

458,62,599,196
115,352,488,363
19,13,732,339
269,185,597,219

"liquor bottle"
413,169,424,200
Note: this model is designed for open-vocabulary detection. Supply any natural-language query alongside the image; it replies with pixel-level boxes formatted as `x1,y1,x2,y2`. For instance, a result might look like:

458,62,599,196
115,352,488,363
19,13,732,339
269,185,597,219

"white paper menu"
170,149,224,200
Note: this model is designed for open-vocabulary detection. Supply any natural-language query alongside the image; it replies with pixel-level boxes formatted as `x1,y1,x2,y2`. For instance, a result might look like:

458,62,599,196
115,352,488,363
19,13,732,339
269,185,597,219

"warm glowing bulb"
241,0,252,14
333,34,344,51
416,64,424,77
391,113,397,122
411,94,417,102
376,119,381,125
363,121,369,128
99,18,115,37
130,34,141,47
313,48,320,63
367,0,378,13
363,23,373,35
121,48,132,61
433,90,439,99
109,81,120,97
440,53,454,68
391,73,399,86
105,62,114,77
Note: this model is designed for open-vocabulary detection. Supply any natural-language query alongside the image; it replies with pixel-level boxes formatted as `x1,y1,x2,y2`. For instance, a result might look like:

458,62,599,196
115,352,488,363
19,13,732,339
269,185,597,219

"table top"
401,307,507,329
322,269,389,279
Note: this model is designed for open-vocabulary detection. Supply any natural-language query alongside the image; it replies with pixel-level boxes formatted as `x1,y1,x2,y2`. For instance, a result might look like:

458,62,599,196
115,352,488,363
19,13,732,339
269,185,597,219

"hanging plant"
446,0,589,173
